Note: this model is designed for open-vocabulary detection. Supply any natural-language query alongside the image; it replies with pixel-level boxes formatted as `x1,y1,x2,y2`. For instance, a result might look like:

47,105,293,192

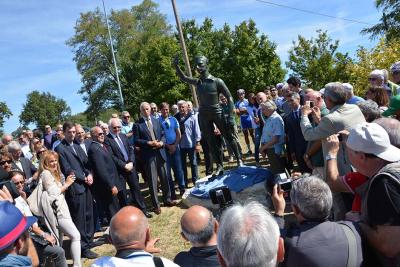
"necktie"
71,144,77,155
146,119,156,141
116,135,129,161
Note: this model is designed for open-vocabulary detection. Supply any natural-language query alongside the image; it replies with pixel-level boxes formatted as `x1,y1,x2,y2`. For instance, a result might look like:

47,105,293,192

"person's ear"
217,249,227,267
291,204,300,216
213,219,219,234
180,232,189,242
145,227,151,243
277,237,285,263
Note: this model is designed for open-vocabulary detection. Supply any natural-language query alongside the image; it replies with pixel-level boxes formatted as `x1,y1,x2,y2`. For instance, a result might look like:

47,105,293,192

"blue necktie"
116,136,129,161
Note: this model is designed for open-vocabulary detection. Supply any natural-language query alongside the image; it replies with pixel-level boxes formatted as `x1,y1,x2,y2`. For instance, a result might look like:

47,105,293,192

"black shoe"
90,240,105,248
212,165,224,177
144,211,153,218
82,249,98,259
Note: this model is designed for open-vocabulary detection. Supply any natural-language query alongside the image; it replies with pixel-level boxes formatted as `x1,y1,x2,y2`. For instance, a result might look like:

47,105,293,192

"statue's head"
195,55,208,75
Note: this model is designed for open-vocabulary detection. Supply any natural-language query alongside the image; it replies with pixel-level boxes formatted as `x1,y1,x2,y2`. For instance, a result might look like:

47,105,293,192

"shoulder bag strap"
338,223,357,267
153,256,165,267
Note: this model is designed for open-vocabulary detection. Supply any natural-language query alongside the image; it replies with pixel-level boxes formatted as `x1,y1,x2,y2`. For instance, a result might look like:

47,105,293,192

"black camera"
266,171,292,195
209,186,233,209
309,101,315,108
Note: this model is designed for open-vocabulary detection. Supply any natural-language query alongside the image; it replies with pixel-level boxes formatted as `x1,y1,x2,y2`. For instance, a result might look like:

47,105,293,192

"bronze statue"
174,55,243,176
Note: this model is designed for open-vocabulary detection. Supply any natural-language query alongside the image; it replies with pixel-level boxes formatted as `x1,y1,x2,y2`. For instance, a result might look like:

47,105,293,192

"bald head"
305,90,324,108
110,206,149,249
256,92,267,105
181,205,216,246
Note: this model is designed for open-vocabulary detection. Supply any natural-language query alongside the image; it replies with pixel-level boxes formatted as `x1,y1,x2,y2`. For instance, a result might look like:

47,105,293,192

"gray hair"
121,110,130,117
374,118,400,148
260,100,277,111
177,100,187,106
356,100,381,123
108,118,122,127
217,201,280,267
290,92,300,100
181,211,215,245
324,82,347,105
7,141,21,152
139,102,150,112
290,176,332,220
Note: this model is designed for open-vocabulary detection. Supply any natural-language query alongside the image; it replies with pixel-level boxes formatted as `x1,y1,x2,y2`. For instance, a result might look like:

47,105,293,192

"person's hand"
311,106,321,123
254,117,260,124
145,237,161,254
195,143,202,153
301,105,312,116
44,233,56,246
86,174,93,186
168,144,176,154
214,128,221,136
324,134,340,156
125,162,133,171
271,185,285,216
0,186,13,203
303,154,313,170
338,130,350,142
111,186,118,196
66,175,76,186
157,141,164,148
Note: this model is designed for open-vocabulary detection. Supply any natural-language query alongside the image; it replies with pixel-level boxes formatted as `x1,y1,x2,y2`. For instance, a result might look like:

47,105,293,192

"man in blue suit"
133,102,176,215
55,121,97,259
286,93,311,173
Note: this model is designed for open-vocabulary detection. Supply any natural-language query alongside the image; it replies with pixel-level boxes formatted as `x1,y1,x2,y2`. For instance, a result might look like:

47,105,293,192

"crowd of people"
0,61,400,266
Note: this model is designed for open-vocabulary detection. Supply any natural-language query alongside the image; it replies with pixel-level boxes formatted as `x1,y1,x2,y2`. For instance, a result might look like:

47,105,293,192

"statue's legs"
213,113,243,167
198,112,224,176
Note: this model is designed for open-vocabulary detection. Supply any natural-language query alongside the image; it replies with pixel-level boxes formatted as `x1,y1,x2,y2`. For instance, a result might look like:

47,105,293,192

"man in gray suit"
300,82,365,219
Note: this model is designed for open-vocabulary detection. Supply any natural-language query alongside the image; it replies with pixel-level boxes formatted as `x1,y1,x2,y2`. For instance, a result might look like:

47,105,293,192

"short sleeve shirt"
235,99,249,117
160,116,179,145
261,111,285,154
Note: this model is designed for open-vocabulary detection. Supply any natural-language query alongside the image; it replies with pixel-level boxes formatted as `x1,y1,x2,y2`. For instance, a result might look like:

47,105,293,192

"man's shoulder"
92,255,180,267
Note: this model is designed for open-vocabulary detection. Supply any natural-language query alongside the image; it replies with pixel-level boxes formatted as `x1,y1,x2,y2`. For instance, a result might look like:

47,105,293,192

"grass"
78,135,260,266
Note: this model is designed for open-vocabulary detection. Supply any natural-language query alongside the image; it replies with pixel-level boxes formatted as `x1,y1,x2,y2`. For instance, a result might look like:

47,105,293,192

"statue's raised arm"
173,55,198,85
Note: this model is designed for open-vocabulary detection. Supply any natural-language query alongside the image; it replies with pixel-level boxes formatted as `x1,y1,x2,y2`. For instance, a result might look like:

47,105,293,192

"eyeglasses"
0,160,12,165
13,180,24,185
113,126,121,129
98,132,105,136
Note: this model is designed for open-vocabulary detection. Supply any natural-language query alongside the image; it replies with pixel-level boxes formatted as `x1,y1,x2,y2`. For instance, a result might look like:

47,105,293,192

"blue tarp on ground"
190,166,273,199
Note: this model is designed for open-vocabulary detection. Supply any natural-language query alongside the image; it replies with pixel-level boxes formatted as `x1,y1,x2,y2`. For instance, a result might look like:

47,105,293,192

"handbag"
27,180,43,216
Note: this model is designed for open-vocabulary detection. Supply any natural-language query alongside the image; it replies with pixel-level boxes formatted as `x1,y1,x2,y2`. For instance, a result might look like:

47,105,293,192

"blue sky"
0,0,380,133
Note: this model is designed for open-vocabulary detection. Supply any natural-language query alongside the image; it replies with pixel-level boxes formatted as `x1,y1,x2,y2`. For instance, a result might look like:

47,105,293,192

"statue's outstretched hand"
173,54,179,66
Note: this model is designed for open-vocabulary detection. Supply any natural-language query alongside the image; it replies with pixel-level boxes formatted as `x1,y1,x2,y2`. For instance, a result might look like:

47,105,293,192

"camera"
209,186,233,209
266,170,292,194
309,101,315,108
0,180,20,199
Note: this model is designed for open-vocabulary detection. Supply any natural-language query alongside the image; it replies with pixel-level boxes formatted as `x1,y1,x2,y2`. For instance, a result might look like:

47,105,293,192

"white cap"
342,83,353,93
346,122,400,162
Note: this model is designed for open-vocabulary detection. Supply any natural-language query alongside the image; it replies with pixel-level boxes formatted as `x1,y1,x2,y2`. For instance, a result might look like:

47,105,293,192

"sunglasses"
368,77,377,81
13,180,24,185
98,132,105,136
113,126,121,129
123,116,130,119
0,160,12,165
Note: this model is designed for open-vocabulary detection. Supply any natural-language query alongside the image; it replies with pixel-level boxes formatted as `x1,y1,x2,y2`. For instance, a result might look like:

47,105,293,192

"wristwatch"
325,154,337,161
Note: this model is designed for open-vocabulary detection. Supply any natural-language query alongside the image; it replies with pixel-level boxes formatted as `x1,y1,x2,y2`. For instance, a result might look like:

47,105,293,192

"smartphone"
338,133,343,142
0,180,20,199
309,101,315,108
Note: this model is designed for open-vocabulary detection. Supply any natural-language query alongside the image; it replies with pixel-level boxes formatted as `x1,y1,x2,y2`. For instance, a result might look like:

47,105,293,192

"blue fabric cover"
190,166,273,199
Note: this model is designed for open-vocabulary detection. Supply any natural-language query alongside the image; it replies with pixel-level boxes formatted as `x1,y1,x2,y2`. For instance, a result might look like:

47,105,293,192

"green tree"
0,102,12,133
19,91,71,130
286,30,353,90
361,0,400,42
347,38,400,96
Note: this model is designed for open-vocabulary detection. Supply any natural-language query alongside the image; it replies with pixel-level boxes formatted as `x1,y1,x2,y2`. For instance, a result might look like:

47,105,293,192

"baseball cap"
346,122,400,162
0,201,37,251
382,95,400,117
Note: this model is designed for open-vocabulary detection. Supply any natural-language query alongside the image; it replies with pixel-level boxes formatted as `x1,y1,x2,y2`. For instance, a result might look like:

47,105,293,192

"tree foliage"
286,30,352,90
347,38,400,96
19,91,71,130
0,102,12,133
68,0,284,119
361,0,400,42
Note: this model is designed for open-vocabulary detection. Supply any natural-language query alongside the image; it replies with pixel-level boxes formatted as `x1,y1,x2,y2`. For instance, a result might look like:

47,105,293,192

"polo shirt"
159,116,179,145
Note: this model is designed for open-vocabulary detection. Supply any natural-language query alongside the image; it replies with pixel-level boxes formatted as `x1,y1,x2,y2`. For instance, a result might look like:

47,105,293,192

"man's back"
92,251,179,267
284,221,363,267
174,245,220,267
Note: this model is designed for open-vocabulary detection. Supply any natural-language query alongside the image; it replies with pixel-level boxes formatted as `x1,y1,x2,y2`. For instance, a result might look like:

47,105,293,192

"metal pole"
171,0,199,108
102,0,125,110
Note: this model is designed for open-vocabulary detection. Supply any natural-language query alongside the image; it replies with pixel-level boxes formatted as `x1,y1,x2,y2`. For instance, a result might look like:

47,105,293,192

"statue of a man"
174,55,243,176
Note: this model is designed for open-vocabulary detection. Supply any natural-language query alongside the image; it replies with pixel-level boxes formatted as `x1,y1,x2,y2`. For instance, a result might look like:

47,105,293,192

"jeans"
254,127,262,163
180,147,199,185
166,146,185,192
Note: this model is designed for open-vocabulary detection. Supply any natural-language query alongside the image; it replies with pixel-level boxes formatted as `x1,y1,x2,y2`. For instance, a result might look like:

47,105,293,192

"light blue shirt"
159,116,179,145
235,99,249,117
179,113,201,149
261,111,285,155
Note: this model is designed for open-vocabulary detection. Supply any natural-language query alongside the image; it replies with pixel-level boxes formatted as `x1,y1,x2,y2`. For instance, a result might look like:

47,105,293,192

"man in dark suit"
75,124,91,156
133,102,176,215
8,140,38,193
55,122,97,259
105,118,151,218
88,126,121,220
286,92,311,173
